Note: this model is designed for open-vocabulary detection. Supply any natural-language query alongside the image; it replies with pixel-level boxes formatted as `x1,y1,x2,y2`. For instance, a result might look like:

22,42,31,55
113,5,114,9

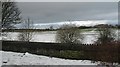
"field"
2,28,119,44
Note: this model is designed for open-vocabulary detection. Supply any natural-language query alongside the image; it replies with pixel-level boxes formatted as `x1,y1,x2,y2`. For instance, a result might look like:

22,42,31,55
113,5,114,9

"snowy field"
2,30,99,44
0,51,98,66
2,29,119,44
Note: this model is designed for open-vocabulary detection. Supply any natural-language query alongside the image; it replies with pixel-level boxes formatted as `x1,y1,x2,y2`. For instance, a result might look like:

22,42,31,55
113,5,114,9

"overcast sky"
16,2,118,26
14,0,118,28
15,0,119,2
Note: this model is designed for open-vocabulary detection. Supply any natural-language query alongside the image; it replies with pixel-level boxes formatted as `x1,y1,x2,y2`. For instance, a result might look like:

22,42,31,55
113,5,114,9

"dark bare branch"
2,1,21,29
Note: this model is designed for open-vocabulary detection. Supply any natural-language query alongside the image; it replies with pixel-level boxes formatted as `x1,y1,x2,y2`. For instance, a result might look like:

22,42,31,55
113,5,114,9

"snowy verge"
0,51,97,66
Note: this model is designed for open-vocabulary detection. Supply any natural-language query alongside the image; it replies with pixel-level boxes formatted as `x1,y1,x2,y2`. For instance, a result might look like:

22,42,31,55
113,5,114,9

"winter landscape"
0,0,120,67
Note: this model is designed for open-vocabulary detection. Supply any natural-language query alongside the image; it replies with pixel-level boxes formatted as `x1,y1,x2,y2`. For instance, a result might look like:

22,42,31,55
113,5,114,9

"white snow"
2,29,119,44
0,51,97,66
0,51,2,66
0,37,2,40
2,32,19,41
2,31,99,44
81,29,99,44
31,31,56,43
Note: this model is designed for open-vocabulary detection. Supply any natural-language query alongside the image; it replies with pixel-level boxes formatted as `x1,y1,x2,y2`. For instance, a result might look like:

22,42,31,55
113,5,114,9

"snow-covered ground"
1,29,119,44
32,31,56,43
2,30,99,44
81,30,99,44
0,51,97,66
0,51,2,66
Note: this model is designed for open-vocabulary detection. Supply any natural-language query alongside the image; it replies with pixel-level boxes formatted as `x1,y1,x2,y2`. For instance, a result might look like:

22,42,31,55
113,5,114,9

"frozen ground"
0,51,97,66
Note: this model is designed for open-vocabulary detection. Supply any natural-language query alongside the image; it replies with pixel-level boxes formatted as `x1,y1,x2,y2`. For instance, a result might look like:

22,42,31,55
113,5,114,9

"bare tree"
56,24,83,44
96,25,115,44
2,0,21,29
18,18,34,42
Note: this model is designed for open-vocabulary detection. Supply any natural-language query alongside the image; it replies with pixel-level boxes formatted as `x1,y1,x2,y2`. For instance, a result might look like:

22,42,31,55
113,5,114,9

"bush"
96,25,115,44
56,24,83,44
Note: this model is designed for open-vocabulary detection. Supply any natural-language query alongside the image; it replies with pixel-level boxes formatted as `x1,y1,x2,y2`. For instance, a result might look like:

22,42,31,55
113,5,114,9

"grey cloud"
17,2,118,24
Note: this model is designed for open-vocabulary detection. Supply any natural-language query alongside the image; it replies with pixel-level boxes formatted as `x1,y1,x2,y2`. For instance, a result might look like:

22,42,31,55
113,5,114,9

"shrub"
56,24,83,44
